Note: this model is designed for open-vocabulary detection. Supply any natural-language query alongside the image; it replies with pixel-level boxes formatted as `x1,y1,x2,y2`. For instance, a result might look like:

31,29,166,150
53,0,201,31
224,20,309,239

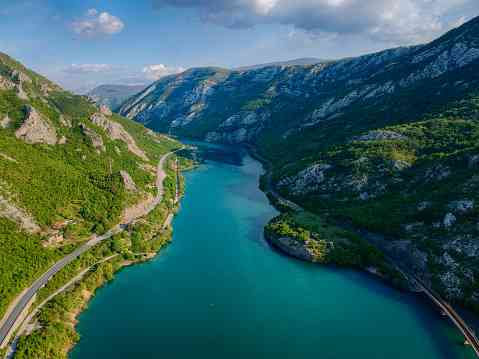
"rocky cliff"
120,15,479,313
120,17,479,154
0,51,181,325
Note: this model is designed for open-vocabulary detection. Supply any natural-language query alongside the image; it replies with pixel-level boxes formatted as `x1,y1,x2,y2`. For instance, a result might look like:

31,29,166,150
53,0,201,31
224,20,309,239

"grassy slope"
249,22,479,307
264,91,479,310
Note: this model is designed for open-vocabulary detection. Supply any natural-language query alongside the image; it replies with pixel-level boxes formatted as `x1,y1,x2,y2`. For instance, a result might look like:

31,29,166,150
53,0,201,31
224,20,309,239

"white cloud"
142,64,185,80
54,63,186,93
63,63,114,74
153,0,479,44
72,9,124,37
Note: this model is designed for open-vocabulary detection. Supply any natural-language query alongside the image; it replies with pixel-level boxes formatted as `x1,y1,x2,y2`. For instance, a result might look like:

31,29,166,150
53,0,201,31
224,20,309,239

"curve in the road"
0,149,178,349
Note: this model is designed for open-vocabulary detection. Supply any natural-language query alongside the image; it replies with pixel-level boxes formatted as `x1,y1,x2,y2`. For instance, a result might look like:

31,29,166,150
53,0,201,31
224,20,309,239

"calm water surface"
70,148,475,359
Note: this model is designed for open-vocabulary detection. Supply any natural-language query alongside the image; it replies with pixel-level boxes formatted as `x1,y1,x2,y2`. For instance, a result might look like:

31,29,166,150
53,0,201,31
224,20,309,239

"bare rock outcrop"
120,170,137,192
0,75,15,90
90,113,148,161
9,71,31,100
99,105,112,116
11,70,32,84
266,234,314,262
59,115,72,128
15,106,57,145
353,130,407,142
15,84,28,100
79,123,105,152
40,83,54,97
443,213,457,228
278,163,333,195
0,114,11,129
0,195,40,233
121,193,155,224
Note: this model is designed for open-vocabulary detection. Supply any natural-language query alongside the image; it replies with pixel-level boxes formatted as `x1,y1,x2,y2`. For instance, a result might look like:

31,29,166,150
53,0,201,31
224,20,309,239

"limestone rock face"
0,115,11,129
90,113,148,161
11,70,32,84
15,84,28,100
99,105,112,116
40,83,53,97
203,111,270,144
0,195,40,233
80,123,105,152
59,115,72,128
353,130,407,142
278,163,333,195
389,159,411,171
8,70,31,100
205,127,260,144
218,112,263,128
120,170,137,192
0,75,15,90
15,106,57,145
266,233,314,262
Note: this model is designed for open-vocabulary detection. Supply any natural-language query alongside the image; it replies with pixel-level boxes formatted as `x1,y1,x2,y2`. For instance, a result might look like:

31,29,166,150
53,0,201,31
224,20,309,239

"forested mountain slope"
120,16,479,312
0,51,180,322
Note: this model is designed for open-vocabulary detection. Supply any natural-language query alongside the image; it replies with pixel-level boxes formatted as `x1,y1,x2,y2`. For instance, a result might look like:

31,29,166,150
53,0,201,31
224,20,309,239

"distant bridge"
414,277,479,356
248,146,479,357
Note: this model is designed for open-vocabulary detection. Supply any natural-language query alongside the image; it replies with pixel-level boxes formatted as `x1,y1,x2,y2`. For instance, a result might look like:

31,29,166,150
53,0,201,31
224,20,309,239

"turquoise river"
70,146,475,359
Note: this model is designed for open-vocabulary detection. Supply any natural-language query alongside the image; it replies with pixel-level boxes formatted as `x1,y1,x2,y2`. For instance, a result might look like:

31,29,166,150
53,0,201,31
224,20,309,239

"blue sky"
1,0,479,93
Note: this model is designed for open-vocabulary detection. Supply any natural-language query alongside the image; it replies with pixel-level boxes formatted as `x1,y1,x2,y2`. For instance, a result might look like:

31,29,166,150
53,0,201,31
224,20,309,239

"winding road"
0,149,178,349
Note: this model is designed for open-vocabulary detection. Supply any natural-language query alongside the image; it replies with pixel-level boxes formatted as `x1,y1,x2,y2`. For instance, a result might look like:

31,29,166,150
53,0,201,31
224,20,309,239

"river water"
70,146,475,359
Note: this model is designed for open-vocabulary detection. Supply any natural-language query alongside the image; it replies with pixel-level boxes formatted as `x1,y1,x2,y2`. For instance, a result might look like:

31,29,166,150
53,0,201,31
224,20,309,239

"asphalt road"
0,150,175,348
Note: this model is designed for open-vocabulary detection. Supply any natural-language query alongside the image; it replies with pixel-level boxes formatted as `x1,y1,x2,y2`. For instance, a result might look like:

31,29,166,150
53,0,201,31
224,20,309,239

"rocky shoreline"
263,226,408,290
264,230,315,262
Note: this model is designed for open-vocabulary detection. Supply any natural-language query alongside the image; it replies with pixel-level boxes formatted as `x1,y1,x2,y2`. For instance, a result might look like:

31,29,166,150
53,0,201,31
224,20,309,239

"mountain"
120,16,479,312
0,50,181,335
236,57,329,71
119,45,423,142
86,84,148,111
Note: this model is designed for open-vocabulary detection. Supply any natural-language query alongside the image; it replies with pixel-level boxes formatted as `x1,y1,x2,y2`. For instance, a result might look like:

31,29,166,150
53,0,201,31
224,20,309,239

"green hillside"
119,16,479,312
0,51,181,322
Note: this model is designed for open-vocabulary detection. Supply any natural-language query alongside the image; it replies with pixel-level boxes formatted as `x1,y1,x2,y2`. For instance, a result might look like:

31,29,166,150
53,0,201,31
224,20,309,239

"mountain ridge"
119,15,479,313
235,57,331,71
0,49,181,342
87,84,149,111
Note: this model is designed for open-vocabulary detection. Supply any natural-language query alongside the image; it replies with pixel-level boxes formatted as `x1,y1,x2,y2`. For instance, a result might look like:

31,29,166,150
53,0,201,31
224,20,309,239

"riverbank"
249,145,479,356
4,152,186,359
249,144,432,287
69,148,475,359
263,212,407,288
14,247,171,358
